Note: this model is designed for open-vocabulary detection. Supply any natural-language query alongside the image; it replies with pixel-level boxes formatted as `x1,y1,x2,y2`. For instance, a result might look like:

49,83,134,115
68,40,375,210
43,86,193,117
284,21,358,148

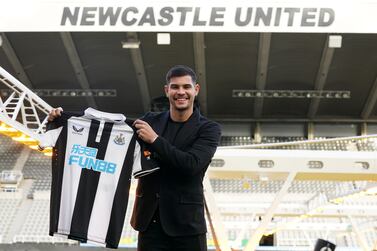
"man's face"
165,75,200,112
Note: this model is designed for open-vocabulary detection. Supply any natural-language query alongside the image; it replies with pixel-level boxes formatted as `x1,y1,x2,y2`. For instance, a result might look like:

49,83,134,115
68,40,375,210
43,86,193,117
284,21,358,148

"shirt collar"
84,107,126,122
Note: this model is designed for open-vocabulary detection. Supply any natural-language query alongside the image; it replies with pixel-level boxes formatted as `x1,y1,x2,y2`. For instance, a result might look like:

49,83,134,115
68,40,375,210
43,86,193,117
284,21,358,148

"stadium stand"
18,198,49,237
220,136,377,152
0,135,25,173
220,136,253,146
13,197,74,244
22,150,51,198
0,196,22,243
0,133,376,250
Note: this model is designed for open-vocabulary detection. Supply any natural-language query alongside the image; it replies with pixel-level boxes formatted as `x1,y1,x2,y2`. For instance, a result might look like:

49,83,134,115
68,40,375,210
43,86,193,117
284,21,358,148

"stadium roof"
0,32,377,123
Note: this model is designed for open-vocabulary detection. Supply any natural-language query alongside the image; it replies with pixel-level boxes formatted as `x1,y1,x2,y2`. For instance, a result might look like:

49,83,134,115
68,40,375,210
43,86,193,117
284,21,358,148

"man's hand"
48,107,63,122
133,119,158,144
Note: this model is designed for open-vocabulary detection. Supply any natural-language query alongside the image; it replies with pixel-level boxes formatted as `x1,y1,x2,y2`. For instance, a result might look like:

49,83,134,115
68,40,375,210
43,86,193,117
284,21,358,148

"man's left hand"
133,119,158,144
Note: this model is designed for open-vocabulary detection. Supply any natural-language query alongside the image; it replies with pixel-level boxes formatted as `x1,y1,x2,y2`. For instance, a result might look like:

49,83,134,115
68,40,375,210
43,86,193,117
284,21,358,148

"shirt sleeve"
38,127,63,149
149,121,221,177
132,140,160,178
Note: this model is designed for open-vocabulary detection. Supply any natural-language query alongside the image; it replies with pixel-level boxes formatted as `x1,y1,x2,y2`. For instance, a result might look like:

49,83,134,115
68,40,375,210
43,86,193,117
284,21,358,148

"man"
48,65,221,251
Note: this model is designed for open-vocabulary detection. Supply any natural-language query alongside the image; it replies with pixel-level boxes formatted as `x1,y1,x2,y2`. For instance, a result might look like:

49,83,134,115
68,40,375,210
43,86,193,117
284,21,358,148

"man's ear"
195,83,200,96
164,85,168,97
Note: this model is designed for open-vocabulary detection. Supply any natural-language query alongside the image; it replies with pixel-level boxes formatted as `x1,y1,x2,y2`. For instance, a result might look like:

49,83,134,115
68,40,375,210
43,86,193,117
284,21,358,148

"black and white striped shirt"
39,108,158,248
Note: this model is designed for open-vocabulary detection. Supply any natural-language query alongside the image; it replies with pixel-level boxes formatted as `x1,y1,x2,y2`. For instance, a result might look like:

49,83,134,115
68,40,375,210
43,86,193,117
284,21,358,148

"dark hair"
165,65,197,84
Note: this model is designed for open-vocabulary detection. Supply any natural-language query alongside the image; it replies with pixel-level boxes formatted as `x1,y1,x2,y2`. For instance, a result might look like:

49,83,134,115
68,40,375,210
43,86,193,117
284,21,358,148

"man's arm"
134,119,221,176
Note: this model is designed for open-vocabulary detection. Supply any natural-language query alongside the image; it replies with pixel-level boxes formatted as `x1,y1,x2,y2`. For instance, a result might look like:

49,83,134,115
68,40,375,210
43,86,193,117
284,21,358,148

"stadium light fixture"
121,39,140,49
329,35,342,48
12,134,38,145
29,145,39,150
157,33,170,45
232,90,351,99
0,123,20,136
259,175,269,182
0,123,17,132
2,89,117,97
258,160,274,168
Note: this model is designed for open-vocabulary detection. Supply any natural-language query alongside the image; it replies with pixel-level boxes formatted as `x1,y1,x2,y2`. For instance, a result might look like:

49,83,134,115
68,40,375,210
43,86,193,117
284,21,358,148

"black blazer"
130,108,221,236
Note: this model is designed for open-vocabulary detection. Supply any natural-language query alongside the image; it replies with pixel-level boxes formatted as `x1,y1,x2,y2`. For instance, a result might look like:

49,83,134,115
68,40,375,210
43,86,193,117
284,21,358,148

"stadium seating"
14,198,74,244
16,199,50,239
1,134,377,249
0,197,21,242
220,135,377,152
0,135,24,173
22,150,51,198
210,179,354,195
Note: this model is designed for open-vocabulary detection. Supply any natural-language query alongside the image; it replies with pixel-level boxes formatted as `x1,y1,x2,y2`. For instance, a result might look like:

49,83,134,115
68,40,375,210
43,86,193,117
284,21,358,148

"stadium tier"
0,198,21,243
22,150,51,199
220,136,377,152
0,133,376,250
0,135,25,173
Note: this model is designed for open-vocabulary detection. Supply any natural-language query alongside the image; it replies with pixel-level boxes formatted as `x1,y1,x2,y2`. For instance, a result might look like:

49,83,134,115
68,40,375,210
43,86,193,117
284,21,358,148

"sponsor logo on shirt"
114,133,125,145
68,144,117,174
72,125,84,135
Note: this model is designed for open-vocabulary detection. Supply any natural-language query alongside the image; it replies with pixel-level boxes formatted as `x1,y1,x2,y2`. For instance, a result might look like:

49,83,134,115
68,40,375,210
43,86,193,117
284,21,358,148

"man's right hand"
48,107,63,122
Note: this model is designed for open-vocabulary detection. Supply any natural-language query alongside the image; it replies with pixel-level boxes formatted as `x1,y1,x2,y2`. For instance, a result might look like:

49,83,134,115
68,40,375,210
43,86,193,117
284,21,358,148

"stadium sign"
1,0,377,33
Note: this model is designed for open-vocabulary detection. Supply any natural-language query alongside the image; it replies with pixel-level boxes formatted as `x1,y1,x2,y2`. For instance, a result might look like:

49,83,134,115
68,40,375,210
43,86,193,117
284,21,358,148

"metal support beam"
254,33,271,118
361,76,377,119
59,32,97,109
308,35,335,118
347,215,370,251
234,214,255,248
127,32,150,113
360,122,368,136
243,172,297,251
0,33,33,89
203,175,231,251
307,122,314,140
193,32,208,115
0,66,52,139
254,122,262,143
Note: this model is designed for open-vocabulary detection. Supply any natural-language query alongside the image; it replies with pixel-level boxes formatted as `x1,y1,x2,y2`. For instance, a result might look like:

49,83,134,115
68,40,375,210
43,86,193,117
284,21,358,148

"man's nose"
177,87,185,94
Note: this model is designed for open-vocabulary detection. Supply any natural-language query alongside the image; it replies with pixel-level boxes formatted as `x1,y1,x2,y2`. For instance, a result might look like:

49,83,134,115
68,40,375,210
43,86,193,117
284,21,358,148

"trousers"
137,212,207,251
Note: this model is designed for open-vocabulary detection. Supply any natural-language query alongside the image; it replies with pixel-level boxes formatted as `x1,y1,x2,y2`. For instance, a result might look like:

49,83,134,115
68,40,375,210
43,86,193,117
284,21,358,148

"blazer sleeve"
149,121,221,176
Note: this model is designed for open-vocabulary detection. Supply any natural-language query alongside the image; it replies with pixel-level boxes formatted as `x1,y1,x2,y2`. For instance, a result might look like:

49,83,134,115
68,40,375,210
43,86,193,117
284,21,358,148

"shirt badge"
114,133,125,145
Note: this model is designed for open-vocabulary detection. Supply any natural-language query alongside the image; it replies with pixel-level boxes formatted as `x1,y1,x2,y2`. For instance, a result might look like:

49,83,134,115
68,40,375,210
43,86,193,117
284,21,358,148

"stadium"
1,1,377,251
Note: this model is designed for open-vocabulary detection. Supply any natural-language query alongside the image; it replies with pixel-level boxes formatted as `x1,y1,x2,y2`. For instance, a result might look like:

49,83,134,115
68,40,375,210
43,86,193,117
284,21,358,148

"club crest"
114,133,125,145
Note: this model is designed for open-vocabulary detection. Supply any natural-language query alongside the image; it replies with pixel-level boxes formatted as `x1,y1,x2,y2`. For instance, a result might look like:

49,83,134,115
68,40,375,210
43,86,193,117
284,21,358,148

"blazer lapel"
174,108,201,148
153,111,169,136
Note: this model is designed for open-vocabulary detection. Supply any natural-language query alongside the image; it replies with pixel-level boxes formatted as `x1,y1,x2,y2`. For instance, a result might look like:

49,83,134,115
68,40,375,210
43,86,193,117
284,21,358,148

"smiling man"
47,65,221,251
132,65,221,251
